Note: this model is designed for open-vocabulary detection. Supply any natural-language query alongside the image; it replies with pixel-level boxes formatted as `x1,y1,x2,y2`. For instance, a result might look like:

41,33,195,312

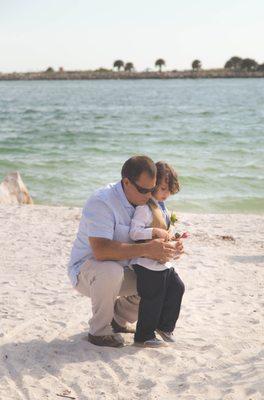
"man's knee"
96,261,124,288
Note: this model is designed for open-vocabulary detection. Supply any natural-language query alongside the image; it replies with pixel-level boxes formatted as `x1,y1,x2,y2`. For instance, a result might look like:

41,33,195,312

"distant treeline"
1,56,264,80
111,57,264,72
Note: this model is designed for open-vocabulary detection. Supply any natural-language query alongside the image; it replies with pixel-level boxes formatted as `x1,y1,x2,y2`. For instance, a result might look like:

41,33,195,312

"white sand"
0,205,263,400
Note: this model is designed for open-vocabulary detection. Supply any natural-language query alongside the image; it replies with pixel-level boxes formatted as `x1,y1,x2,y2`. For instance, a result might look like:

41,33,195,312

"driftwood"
0,171,33,205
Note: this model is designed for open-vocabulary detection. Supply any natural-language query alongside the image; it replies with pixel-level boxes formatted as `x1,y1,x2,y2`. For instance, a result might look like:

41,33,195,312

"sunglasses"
130,179,156,194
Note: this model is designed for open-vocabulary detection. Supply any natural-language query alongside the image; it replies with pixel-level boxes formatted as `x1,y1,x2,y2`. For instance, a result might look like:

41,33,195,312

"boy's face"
153,178,170,202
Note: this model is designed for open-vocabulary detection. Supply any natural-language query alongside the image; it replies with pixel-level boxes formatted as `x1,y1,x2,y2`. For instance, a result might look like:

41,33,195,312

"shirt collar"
158,200,166,210
151,198,166,211
151,197,159,206
115,181,135,209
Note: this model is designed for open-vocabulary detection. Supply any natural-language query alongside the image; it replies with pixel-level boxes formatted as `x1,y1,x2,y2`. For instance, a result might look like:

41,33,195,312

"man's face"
122,172,156,206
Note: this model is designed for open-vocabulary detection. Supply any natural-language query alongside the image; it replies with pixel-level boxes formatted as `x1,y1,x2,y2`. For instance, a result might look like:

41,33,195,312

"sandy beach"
0,204,263,400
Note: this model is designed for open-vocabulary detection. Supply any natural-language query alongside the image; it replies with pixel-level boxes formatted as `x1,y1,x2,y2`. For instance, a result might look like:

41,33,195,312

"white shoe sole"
134,340,168,348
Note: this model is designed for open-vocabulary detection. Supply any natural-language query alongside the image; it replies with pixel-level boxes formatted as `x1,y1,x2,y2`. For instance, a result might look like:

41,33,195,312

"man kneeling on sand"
68,155,184,347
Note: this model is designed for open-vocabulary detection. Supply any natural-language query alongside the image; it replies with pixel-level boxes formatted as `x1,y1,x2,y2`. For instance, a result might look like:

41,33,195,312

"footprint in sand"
137,378,157,390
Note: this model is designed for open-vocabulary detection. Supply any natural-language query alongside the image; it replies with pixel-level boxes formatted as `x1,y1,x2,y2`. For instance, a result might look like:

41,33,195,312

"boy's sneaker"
134,338,168,348
156,329,176,343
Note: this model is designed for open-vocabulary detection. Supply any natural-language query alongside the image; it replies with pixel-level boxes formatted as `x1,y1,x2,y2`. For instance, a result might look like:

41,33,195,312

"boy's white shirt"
129,199,172,271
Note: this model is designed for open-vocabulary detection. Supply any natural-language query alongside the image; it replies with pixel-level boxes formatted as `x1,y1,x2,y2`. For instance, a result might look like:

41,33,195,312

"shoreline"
1,70,264,81
2,203,264,215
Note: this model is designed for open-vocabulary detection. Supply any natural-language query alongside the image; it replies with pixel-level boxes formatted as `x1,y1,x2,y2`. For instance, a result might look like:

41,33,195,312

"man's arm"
89,237,184,263
84,196,184,263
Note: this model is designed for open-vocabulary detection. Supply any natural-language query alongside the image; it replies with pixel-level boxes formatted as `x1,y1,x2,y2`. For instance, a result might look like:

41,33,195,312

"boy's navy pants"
133,265,185,342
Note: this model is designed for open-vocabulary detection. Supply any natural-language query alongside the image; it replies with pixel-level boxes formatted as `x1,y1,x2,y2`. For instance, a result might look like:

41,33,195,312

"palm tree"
192,60,202,71
155,59,165,72
241,58,258,71
124,62,134,72
113,60,124,71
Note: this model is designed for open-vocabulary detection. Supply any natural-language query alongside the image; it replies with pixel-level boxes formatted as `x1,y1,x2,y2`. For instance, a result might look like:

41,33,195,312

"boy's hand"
167,226,176,241
153,227,175,241
152,228,169,240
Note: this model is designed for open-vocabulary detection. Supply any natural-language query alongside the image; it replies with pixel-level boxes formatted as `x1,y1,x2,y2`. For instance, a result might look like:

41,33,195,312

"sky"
0,0,263,72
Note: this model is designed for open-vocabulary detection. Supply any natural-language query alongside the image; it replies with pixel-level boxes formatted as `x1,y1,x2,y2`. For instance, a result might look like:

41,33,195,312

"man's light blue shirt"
68,181,135,286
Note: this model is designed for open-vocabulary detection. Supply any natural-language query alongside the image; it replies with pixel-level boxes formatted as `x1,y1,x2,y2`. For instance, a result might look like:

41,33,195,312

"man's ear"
122,178,130,187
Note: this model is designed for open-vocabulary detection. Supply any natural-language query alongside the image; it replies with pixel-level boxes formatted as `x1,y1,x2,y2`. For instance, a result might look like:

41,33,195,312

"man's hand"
89,236,184,263
144,238,184,263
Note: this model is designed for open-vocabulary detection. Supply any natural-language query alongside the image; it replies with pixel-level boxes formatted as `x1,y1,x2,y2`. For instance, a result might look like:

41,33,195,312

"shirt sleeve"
83,196,115,240
129,205,153,241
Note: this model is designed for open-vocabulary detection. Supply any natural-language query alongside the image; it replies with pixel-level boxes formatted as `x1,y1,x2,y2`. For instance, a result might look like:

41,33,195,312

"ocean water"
0,79,263,213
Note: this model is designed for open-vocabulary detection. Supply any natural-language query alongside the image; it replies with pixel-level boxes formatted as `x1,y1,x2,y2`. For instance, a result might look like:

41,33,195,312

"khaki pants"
76,259,140,336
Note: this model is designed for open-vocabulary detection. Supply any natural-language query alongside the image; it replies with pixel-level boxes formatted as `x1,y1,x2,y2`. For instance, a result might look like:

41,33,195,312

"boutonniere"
170,211,178,226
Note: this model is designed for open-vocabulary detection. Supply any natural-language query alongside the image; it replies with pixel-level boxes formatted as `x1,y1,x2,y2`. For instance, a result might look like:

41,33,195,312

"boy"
130,161,185,347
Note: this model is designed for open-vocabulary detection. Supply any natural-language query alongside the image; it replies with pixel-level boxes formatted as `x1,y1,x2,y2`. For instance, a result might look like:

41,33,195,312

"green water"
0,79,263,212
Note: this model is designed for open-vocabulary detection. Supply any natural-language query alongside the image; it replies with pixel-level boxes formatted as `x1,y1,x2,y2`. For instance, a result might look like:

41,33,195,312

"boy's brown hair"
155,161,180,194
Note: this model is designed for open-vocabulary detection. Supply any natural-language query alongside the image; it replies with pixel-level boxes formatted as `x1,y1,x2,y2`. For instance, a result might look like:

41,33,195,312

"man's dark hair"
121,155,156,182
155,161,180,194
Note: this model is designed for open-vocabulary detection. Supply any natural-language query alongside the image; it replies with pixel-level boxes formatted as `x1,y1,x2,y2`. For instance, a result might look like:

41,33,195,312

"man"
68,155,184,347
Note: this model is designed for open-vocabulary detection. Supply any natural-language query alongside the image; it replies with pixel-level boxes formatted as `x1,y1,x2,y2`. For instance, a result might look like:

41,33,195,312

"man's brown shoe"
88,333,124,348
111,319,136,334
